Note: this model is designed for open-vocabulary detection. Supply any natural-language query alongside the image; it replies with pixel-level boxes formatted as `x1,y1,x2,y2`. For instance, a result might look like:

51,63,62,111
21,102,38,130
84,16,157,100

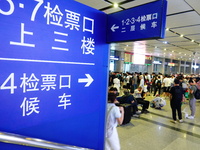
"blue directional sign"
0,0,108,150
107,0,167,43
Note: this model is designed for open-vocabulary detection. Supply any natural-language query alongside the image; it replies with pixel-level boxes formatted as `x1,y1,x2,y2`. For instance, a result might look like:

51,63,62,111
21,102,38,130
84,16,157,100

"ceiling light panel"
170,41,198,46
159,37,188,43
144,40,163,45
172,25,200,35
166,11,200,28
170,47,187,51
75,0,110,9
167,0,192,15
109,0,124,3
156,44,174,48
165,31,179,37
196,39,200,42
103,7,123,14
185,0,200,15
181,45,200,48
188,36,200,42
121,0,156,9
190,48,200,51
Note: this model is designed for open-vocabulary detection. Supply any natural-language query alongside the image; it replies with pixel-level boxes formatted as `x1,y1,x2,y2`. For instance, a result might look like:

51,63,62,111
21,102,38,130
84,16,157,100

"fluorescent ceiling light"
113,3,119,8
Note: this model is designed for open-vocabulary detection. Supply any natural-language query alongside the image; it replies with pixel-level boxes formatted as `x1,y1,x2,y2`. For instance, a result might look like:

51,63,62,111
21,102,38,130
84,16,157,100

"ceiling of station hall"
75,0,200,63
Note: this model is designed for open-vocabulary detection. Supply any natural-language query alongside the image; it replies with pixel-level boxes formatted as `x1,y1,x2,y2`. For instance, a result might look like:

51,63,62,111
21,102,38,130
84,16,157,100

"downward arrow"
78,74,94,87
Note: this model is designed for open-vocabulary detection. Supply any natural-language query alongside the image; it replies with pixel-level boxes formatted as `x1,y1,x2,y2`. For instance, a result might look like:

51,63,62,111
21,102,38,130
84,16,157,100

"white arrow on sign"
111,24,119,32
78,74,94,87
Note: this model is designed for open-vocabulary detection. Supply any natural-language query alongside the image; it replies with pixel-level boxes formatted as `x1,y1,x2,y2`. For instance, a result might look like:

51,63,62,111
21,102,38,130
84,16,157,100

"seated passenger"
150,95,166,109
108,87,119,96
119,89,140,117
134,86,150,113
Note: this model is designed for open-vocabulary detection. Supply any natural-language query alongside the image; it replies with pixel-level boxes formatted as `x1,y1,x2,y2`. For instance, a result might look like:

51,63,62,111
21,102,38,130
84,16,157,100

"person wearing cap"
169,79,185,123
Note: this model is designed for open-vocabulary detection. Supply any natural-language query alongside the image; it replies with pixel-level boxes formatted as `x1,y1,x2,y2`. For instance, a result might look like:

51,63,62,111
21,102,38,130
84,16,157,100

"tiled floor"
117,95,200,150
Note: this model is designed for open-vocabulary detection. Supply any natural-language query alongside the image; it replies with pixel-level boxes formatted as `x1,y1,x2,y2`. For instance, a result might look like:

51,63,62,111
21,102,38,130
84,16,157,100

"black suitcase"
119,103,132,125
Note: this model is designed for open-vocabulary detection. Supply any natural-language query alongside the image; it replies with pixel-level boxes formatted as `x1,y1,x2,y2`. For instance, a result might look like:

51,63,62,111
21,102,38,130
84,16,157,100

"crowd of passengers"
106,71,200,149
108,71,200,117
109,71,200,95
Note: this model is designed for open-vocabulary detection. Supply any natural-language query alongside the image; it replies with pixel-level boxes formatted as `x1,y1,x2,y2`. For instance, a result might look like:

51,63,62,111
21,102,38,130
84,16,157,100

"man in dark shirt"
169,79,184,123
118,89,140,117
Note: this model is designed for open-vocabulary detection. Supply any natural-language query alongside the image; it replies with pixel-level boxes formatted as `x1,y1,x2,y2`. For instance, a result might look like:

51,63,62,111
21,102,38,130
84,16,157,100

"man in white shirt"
162,75,171,98
126,73,132,89
139,75,145,90
113,76,120,93
134,86,150,113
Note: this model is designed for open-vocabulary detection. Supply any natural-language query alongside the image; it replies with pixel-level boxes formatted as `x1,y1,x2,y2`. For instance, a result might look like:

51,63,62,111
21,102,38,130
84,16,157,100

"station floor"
117,95,200,150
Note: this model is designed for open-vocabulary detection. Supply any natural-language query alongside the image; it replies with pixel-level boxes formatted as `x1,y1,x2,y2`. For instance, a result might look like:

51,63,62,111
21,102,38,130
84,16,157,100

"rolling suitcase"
120,103,132,125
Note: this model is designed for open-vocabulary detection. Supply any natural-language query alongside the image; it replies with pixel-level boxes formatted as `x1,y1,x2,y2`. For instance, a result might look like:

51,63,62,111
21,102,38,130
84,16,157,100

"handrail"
0,131,93,150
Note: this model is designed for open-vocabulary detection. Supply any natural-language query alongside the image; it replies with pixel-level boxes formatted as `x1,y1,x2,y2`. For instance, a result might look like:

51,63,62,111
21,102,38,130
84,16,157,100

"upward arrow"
78,74,94,87
111,24,119,32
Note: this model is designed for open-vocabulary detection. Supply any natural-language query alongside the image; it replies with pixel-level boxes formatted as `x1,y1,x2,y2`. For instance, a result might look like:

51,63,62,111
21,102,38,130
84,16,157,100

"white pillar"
178,60,181,74
184,61,186,74
148,56,154,73
191,60,193,74
115,51,124,72
161,58,165,74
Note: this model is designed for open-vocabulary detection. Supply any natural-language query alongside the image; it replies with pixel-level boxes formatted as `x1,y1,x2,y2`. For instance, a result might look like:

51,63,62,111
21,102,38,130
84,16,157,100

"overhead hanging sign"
168,62,175,66
153,61,162,64
107,0,167,43
0,0,108,150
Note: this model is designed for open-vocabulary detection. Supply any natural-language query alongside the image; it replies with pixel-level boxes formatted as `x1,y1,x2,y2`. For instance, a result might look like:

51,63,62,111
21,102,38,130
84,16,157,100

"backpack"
194,87,200,99
129,76,133,84
106,106,115,138
151,76,156,85
156,80,161,87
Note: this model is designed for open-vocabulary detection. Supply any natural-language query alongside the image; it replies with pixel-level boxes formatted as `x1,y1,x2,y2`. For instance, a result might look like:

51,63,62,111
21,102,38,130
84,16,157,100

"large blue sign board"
107,0,167,43
0,0,108,149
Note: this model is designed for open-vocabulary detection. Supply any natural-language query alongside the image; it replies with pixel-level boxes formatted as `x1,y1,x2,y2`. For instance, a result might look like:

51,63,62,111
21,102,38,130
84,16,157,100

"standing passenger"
130,73,138,93
162,75,171,98
109,72,115,87
105,93,124,150
150,72,156,94
154,76,162,96
139,75,145,89
187,80,197,119
113,76,121,93
169,79,184,123
126,73,132,89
